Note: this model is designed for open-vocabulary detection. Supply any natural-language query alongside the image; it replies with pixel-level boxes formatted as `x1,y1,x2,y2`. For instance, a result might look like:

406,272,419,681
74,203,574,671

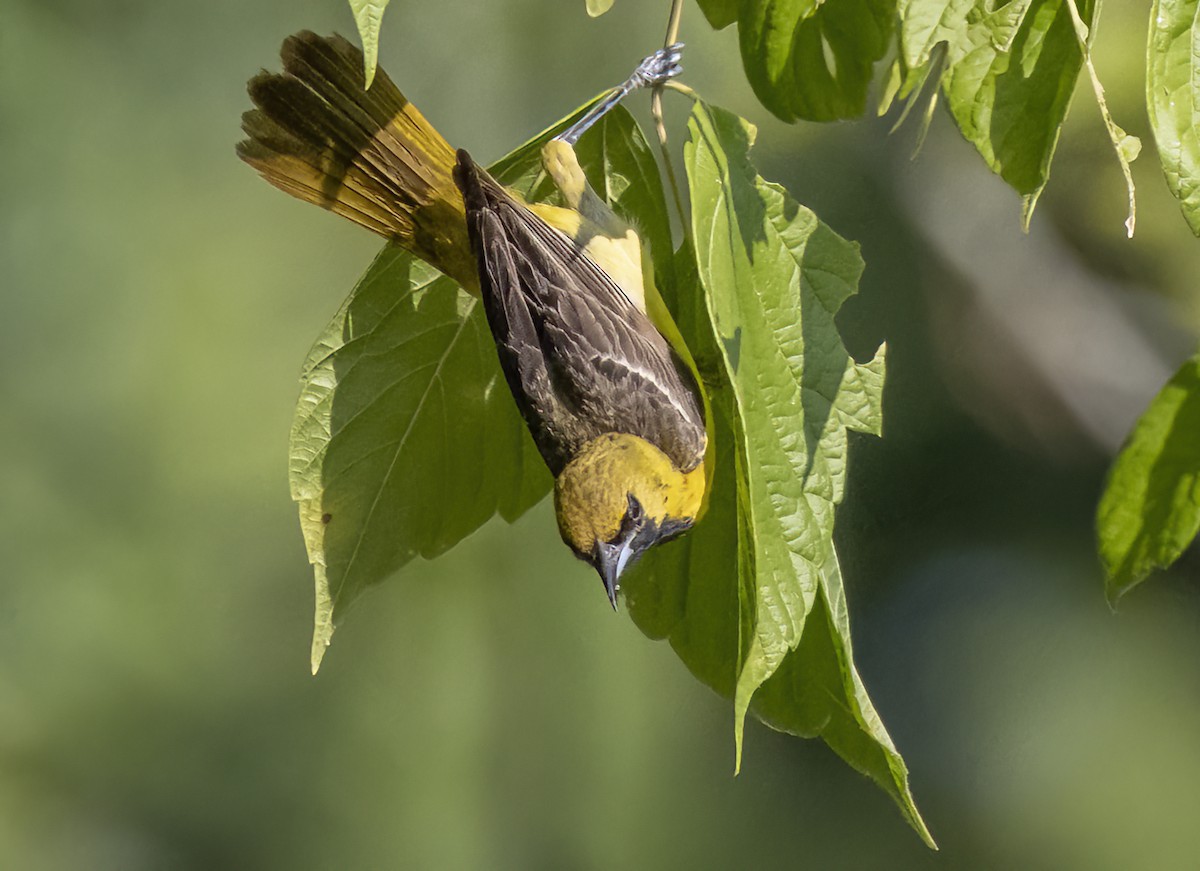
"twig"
653,0,688,230
663,80,697,99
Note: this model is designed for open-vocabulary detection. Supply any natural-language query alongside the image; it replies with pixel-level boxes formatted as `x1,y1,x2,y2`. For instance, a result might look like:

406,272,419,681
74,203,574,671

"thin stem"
653,0,688,230
664,0,684,45
663,80,697,99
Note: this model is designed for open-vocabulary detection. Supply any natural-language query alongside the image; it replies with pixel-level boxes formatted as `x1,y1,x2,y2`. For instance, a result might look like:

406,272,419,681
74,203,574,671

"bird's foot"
630,43,684,89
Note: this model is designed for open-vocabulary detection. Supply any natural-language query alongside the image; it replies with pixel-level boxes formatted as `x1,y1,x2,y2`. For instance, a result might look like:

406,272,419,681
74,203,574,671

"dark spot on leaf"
321,513,332,525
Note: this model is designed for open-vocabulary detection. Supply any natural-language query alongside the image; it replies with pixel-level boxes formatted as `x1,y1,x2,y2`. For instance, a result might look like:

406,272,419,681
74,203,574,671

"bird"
237,32,707,608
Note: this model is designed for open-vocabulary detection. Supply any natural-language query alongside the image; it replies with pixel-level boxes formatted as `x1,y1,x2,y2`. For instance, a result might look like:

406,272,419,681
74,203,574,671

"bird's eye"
625,493,643,522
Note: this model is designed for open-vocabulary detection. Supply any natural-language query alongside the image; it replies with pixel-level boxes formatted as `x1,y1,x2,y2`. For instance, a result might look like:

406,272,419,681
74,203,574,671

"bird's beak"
594,540,636,611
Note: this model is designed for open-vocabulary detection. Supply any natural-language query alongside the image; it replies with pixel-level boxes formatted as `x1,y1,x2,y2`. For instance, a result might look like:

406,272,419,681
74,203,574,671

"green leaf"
898,1,1123,226
1147,0,1200,235
898,0,976,69
293,103,645,671
347,0,390,89
898,0,1032,70
1097,353,1200,604
586,0,614,16
927,0,1093,222
695,0,740,29
291,253,551,672
876,56,905,116
735,0,897,122
634,98,933,846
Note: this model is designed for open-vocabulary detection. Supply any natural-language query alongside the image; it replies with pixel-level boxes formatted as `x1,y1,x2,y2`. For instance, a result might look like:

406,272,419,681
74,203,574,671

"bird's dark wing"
453,150,707,477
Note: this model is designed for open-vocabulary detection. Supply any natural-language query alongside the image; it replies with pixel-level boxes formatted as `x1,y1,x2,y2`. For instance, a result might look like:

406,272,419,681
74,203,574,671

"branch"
653,0,687,229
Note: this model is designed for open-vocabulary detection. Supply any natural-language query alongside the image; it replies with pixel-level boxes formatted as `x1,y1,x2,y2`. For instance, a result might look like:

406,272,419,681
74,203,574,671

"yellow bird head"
554,433,705,608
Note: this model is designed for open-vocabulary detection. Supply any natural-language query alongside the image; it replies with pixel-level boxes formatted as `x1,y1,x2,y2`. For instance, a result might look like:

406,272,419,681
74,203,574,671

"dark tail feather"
452,149,489,213
238,32,476,289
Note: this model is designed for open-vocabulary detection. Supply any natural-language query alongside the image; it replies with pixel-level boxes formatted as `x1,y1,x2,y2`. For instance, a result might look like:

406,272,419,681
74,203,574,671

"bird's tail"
237,31,477,290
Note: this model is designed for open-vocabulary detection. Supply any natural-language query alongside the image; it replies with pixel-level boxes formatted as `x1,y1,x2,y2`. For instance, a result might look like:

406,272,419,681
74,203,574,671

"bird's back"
453,150,707,477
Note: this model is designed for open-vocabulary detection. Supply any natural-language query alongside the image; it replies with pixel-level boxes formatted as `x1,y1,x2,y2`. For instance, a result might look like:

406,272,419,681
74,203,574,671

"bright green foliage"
698,0,1118,224
1098,354,1200,605
729,0,896,122
894,0,1137,229
1148,0,1200,235
931,0,1094,222
619,102,930,841
347,0,389,88
586,0,615,16
629,100,931,846
898,0,1031,70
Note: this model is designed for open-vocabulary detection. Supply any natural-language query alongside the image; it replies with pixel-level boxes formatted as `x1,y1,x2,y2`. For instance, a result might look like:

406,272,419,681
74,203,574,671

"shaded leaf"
694,0,740,29
1098,353,1200,604
626,244,746,701
292,254,551,672
877,56,905,116
1147,0,1200,235
294,105,649,671
737,0,823,121
729,0,896,122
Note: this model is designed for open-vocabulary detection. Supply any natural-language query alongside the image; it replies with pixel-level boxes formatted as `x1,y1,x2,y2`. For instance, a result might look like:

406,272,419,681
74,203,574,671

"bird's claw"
553,43,686,145
632,42,684,88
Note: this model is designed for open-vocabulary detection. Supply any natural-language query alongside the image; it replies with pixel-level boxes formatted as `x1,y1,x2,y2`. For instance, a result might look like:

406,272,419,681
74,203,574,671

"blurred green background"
3,1,1200,868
